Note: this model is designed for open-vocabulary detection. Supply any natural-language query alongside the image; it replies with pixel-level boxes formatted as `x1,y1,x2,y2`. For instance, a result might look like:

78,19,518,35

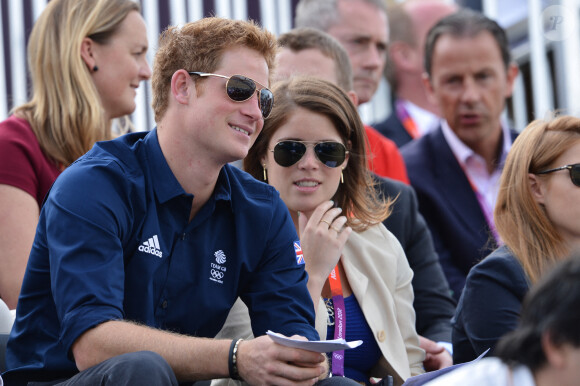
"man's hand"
236,335,327,386
419,335,453,371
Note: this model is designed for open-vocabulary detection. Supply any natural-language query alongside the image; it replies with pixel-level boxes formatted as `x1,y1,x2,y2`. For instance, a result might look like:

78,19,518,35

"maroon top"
0,115,61,207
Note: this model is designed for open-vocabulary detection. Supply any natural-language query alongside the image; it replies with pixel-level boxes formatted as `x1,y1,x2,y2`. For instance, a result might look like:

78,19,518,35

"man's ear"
504,62,520,99
347,90,359,107
422,72,438,106
542,331,567,369
80,37,96,71
389,41,417,72
529,173,546,205
171,69,193,105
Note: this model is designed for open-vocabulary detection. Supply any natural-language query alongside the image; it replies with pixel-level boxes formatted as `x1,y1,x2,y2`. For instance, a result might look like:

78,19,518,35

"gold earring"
340,169,344,184
263,164,267,181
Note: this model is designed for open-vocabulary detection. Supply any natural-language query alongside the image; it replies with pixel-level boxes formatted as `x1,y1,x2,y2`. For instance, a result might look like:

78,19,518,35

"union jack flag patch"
294,240,305,265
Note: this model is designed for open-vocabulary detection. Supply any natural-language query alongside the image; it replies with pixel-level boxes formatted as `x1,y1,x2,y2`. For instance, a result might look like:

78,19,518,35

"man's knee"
316,376,364,386
103,351,177,385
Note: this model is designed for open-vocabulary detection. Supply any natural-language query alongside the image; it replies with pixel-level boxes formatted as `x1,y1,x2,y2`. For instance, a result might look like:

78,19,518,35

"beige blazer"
212,223,425,386
318,223,425,385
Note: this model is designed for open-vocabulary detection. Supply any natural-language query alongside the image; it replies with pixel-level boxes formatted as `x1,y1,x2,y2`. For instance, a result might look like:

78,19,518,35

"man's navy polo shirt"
4,129,317,382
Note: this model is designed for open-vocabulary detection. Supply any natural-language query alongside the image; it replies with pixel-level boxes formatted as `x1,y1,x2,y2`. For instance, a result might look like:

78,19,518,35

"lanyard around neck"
461,165,502,245
396,100,420,139
328,264,346,376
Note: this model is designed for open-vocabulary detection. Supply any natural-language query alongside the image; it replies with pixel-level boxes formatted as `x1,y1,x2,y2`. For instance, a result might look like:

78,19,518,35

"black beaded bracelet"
228,338,243,380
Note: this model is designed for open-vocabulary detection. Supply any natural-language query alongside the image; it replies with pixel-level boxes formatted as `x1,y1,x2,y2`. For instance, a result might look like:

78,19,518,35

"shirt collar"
214,165,234,203
141,129,233,206
440,119,512,171
400,99,439,136
140,129,187,204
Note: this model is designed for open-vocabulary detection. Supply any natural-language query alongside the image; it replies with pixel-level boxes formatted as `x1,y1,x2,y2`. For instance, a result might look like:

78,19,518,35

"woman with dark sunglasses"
243,77,425,385
452,115,580,364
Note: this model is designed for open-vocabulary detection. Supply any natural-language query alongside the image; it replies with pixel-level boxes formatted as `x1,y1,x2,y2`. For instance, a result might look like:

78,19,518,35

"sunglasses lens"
315,142,346,168
226,75,255,102
570,165,580,187
273,141,307,167
260,89,274,118
228,75,273,118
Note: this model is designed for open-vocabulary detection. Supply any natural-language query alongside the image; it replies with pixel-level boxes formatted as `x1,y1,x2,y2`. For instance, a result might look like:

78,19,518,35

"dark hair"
277,27,353,91
424,8,510,76
495,251,580,371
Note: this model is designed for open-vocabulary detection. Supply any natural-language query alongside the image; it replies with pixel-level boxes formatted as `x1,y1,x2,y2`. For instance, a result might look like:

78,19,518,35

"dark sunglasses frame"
536,163,580,187
271,140,348,168
188,72,273,118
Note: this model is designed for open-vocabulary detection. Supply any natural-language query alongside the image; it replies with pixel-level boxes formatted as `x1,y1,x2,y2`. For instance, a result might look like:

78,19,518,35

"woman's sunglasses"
271,140,348,168
536,163,580,187
188,72,273,118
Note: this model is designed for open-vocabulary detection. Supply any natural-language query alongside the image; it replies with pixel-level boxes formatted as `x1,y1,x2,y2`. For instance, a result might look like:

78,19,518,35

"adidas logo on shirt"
138,235,163,258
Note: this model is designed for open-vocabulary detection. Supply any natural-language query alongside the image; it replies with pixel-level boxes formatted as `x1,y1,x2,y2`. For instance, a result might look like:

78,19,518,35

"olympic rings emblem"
211,269,224,280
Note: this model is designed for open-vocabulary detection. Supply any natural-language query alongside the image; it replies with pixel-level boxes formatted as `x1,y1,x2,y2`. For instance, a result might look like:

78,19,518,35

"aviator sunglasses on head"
272,140,348,168
188,72,273,118
536,163,580,187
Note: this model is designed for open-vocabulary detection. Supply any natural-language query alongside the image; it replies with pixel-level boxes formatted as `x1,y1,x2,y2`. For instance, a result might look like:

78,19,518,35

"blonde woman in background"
452,115,580,363
0,0,151,310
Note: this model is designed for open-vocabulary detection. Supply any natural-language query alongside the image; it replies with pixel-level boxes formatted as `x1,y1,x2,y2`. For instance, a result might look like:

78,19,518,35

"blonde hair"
495,115,580,283
13,0,140,167
244,77,391,231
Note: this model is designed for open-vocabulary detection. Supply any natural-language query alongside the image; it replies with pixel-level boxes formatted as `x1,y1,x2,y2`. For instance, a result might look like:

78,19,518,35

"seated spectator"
2,17,332,385
242,77,425,385
400,9,519,300
0,0,151,310
274,26,454,368
452,115,580,364
426,250,580,386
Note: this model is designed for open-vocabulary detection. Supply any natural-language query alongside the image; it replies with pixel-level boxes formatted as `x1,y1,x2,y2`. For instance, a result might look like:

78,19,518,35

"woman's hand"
298,201,352,294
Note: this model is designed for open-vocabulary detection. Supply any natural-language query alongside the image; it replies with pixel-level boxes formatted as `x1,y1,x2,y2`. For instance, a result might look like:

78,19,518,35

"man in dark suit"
375,176,456,346
373,0,457,148
401,9,519,301
274,27,455,369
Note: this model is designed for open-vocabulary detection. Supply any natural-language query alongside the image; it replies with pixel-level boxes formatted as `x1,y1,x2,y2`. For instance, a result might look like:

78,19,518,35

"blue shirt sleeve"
44,158,131,355
240,196,319,341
